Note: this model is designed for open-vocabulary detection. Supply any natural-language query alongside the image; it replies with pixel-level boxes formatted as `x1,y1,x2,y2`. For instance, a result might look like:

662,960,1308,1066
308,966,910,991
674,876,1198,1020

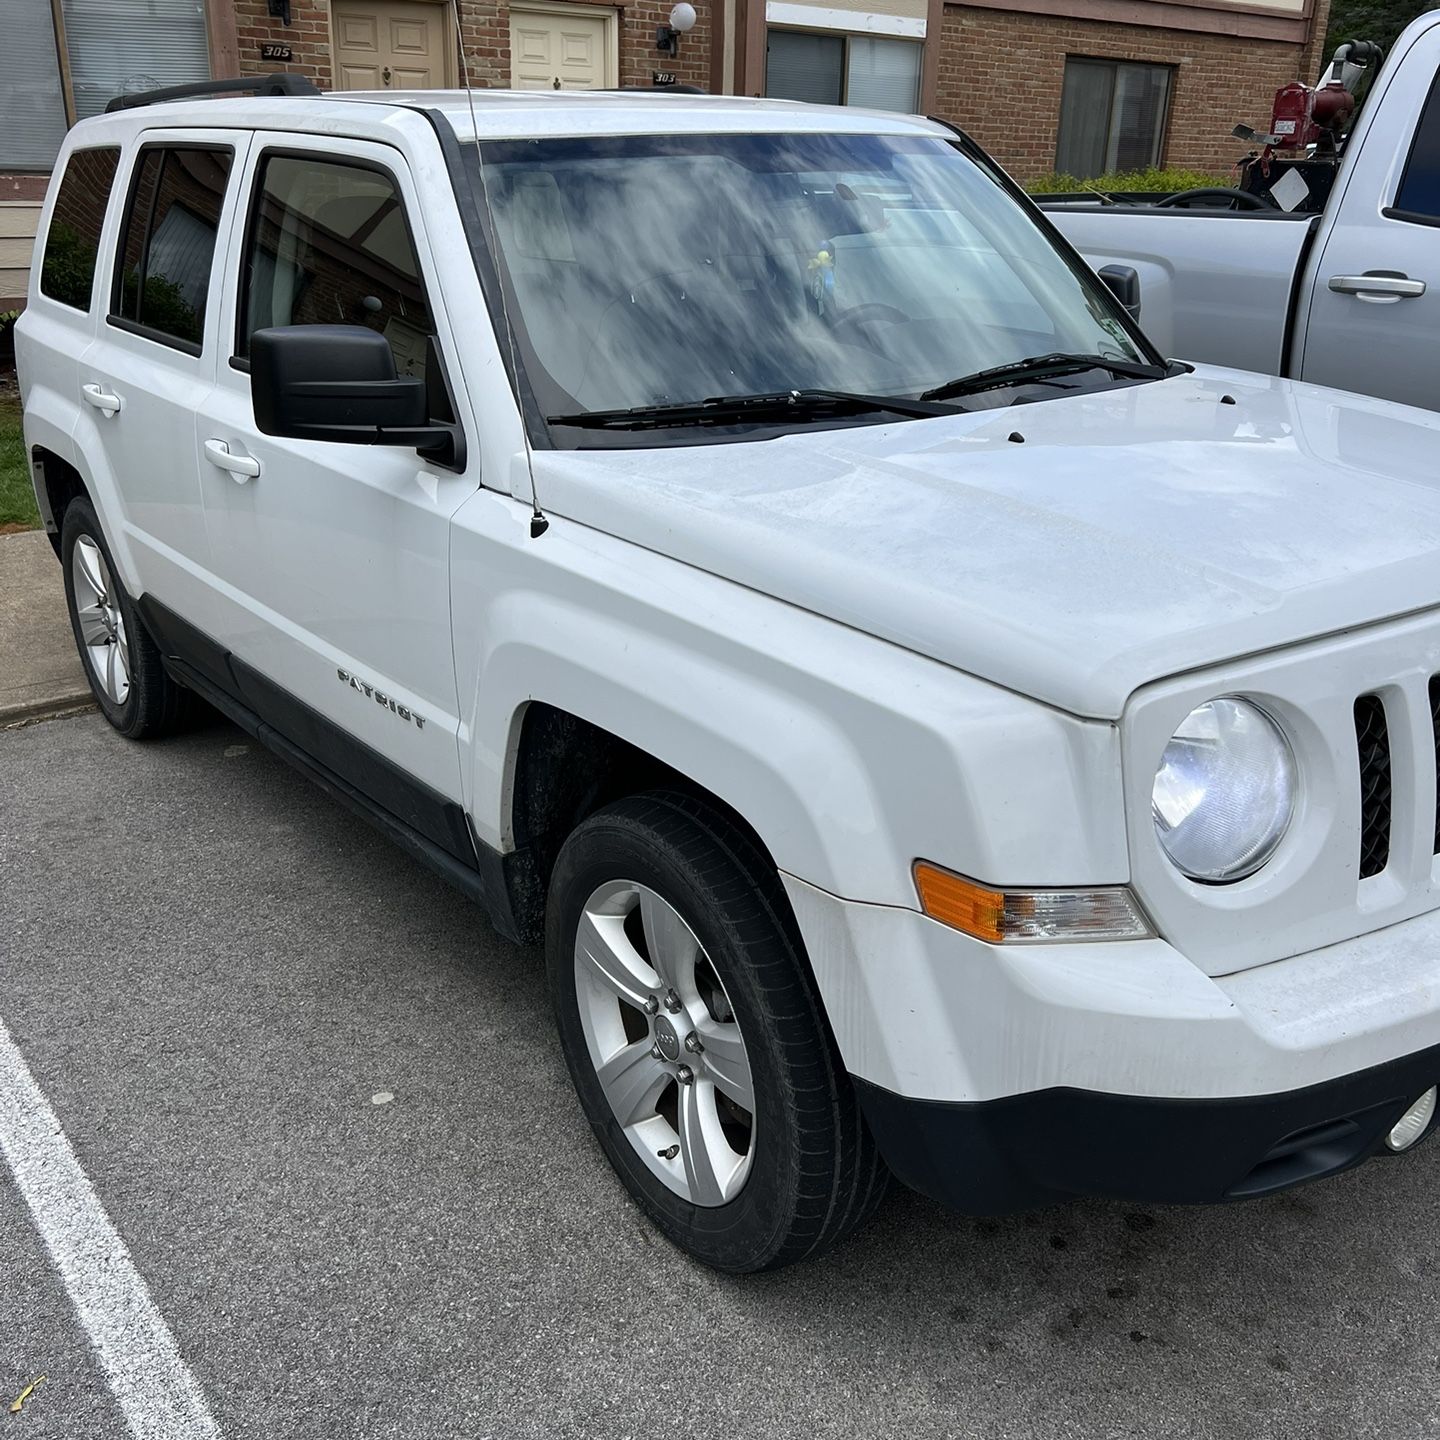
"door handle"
203,439,261,482
1328,273,1427,301
81,383,122,417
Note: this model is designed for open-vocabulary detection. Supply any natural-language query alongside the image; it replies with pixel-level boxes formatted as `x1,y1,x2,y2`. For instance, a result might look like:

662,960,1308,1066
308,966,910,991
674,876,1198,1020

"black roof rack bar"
105,73,321,113
605,84,707,94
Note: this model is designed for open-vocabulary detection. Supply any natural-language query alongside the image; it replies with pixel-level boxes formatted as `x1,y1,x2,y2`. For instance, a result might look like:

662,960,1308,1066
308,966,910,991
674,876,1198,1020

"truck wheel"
61,498,190,738
546,791,888,1272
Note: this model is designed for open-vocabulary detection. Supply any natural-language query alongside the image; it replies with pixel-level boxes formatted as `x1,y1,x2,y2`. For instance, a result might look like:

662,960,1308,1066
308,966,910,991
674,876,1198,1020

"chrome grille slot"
1355,693,1392,880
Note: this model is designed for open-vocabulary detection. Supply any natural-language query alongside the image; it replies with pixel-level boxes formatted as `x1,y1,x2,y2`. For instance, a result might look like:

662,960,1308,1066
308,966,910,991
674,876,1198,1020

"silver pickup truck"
1048,11,1440,412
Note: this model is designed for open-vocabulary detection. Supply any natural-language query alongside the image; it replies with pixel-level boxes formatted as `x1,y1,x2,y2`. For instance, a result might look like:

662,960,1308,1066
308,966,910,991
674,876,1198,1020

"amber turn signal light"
913,862,1152,944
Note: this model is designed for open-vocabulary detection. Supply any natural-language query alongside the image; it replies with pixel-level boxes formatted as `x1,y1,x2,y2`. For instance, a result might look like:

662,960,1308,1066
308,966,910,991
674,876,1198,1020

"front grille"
1355,694,1392,879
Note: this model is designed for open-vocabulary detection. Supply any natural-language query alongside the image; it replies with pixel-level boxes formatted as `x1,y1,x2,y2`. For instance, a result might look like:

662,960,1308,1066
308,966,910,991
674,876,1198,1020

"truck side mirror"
1098,264,1142,322
251,324,429,441
250,325,464,470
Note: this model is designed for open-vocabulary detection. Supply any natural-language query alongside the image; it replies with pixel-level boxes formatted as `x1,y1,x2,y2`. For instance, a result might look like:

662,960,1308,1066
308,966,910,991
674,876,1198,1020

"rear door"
1297,27,1440,408
194,133,475,808
75,131,247,612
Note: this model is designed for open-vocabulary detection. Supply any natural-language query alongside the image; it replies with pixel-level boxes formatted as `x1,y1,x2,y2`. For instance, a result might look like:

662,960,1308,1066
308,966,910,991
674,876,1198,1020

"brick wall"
234,0,336,86
935,1,1334,182
232,0,712,94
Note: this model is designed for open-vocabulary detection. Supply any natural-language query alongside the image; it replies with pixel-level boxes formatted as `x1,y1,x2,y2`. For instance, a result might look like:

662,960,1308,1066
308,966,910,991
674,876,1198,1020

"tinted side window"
40,148,122,311
114,146,233,349
1395,72,1440,219
239,153,434,378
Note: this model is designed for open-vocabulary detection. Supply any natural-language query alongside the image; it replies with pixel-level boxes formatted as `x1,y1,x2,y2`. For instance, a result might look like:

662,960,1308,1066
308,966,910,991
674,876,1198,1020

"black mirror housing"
249,325,463,469
252,324,427,438
1097,264,1142,322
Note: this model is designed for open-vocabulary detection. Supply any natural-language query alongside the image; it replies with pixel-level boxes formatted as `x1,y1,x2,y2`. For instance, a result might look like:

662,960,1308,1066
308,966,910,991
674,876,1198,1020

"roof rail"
104,73,321,113
606,84,707,95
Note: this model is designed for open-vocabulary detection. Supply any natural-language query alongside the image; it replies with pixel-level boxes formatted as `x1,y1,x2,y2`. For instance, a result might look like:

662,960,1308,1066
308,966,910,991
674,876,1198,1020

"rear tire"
61,498,191,738
546,791,889,1272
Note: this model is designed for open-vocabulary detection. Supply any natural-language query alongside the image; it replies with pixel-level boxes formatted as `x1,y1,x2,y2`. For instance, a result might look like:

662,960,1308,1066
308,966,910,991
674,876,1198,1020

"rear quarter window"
39,147,122,311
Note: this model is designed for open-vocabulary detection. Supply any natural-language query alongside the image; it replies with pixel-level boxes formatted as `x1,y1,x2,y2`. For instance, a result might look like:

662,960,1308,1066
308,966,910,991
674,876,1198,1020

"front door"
193,136,475,808
333,0,451,90
1297,25,1440,410
509,3,614,90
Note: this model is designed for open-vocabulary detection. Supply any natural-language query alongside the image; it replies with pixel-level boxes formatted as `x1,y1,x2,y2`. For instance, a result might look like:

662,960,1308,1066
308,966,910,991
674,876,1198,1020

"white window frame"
765,3,926,40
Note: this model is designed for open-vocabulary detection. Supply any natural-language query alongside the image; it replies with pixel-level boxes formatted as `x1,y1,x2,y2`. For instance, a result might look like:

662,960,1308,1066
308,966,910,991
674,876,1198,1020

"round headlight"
1152,697,1296,883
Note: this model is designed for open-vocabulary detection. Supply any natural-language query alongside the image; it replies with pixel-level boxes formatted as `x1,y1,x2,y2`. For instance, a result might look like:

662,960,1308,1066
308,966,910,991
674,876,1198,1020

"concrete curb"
0,530,95,726
2,698,96,730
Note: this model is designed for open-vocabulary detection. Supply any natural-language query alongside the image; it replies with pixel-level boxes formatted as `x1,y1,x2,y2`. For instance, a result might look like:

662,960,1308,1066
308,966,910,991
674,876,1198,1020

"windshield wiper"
547,388,954,431
919,352,1169,403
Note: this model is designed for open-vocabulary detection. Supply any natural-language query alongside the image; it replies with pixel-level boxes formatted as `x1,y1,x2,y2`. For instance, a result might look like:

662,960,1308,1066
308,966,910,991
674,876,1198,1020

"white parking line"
0,1019,220,1439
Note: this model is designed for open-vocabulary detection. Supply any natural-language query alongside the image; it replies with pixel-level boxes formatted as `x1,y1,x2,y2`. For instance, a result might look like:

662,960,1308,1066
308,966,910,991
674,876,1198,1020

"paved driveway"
3,712,1439,1439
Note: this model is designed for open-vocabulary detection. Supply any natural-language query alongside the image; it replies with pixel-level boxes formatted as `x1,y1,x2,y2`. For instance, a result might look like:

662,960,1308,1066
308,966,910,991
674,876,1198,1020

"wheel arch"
29,426,141,592
498,699,810,949
29,447,88,558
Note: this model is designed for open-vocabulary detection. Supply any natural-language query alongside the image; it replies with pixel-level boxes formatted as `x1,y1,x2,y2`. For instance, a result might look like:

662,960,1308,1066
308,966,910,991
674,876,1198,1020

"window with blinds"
765,28,921,114
846,36,920,113
0,0,68,169
61,0,212,121
766,31,844,105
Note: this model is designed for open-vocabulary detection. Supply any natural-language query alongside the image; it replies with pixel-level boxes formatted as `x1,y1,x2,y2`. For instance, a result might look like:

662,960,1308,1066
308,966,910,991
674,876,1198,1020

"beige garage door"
333,0,451,90
509,4,616,90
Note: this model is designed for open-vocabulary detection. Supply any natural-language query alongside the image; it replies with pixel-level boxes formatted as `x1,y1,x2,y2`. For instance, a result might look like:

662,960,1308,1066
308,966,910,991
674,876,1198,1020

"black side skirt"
138,595,534,944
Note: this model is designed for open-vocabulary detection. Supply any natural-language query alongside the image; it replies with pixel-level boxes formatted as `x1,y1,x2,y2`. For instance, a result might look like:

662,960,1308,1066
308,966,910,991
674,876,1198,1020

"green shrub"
1025,166,1233,195
0,398,40,530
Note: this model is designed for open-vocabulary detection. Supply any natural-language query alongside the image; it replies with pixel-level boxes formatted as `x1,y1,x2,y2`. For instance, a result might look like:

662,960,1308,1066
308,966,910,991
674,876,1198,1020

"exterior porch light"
657,3,696,55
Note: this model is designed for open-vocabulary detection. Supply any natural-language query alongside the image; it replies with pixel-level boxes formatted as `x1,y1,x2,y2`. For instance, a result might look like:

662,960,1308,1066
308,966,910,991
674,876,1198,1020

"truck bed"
1042,206,1318,373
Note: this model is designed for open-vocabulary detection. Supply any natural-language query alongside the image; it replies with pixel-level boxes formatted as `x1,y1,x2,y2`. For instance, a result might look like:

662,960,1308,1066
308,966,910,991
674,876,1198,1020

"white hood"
531,367,1440,718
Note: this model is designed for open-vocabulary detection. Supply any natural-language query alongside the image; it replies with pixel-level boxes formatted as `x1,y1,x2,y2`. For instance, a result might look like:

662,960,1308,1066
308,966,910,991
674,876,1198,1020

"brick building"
938,1,1334,181
2,0,1333,307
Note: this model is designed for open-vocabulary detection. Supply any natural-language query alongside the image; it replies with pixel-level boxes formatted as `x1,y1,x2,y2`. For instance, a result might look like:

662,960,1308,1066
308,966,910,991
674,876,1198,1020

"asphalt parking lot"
5,712,1440,1439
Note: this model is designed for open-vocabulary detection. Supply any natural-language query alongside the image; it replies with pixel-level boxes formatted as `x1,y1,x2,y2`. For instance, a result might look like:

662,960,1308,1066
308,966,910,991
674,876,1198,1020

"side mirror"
1097,264,1142,322
250,325,463,468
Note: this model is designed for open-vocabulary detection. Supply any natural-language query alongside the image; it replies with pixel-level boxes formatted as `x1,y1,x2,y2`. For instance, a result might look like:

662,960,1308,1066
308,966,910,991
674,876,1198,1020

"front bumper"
855,1054,1439,1213
781,873,1440,1210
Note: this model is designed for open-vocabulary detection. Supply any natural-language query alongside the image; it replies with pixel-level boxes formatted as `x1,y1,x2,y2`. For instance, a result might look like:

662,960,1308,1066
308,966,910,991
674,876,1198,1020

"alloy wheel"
573,879,755,1206
71,535,130,706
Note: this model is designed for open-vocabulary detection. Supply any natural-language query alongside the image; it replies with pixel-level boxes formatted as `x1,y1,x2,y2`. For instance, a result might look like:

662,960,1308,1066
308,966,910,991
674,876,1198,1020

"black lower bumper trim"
855,1042,1440,1214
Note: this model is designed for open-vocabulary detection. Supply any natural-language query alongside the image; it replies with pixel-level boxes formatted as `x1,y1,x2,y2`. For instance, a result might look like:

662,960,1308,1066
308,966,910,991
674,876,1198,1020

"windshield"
470,131,1155,439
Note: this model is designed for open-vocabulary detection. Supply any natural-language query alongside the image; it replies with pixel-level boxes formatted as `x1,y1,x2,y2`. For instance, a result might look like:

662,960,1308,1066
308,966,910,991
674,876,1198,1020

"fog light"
1386,1087,1437,1152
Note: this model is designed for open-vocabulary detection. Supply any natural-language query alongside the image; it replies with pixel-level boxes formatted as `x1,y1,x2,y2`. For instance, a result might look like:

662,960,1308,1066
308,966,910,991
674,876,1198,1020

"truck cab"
1048,11,1440,411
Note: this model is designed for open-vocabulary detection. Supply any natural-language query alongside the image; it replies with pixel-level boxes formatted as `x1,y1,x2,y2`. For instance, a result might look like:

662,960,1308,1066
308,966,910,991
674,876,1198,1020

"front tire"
546,791,888,1272
61,498,190,738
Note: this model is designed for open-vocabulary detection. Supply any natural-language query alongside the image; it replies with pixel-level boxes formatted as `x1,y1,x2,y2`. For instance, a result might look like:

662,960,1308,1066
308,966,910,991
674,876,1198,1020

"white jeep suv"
19,75,1440,1272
